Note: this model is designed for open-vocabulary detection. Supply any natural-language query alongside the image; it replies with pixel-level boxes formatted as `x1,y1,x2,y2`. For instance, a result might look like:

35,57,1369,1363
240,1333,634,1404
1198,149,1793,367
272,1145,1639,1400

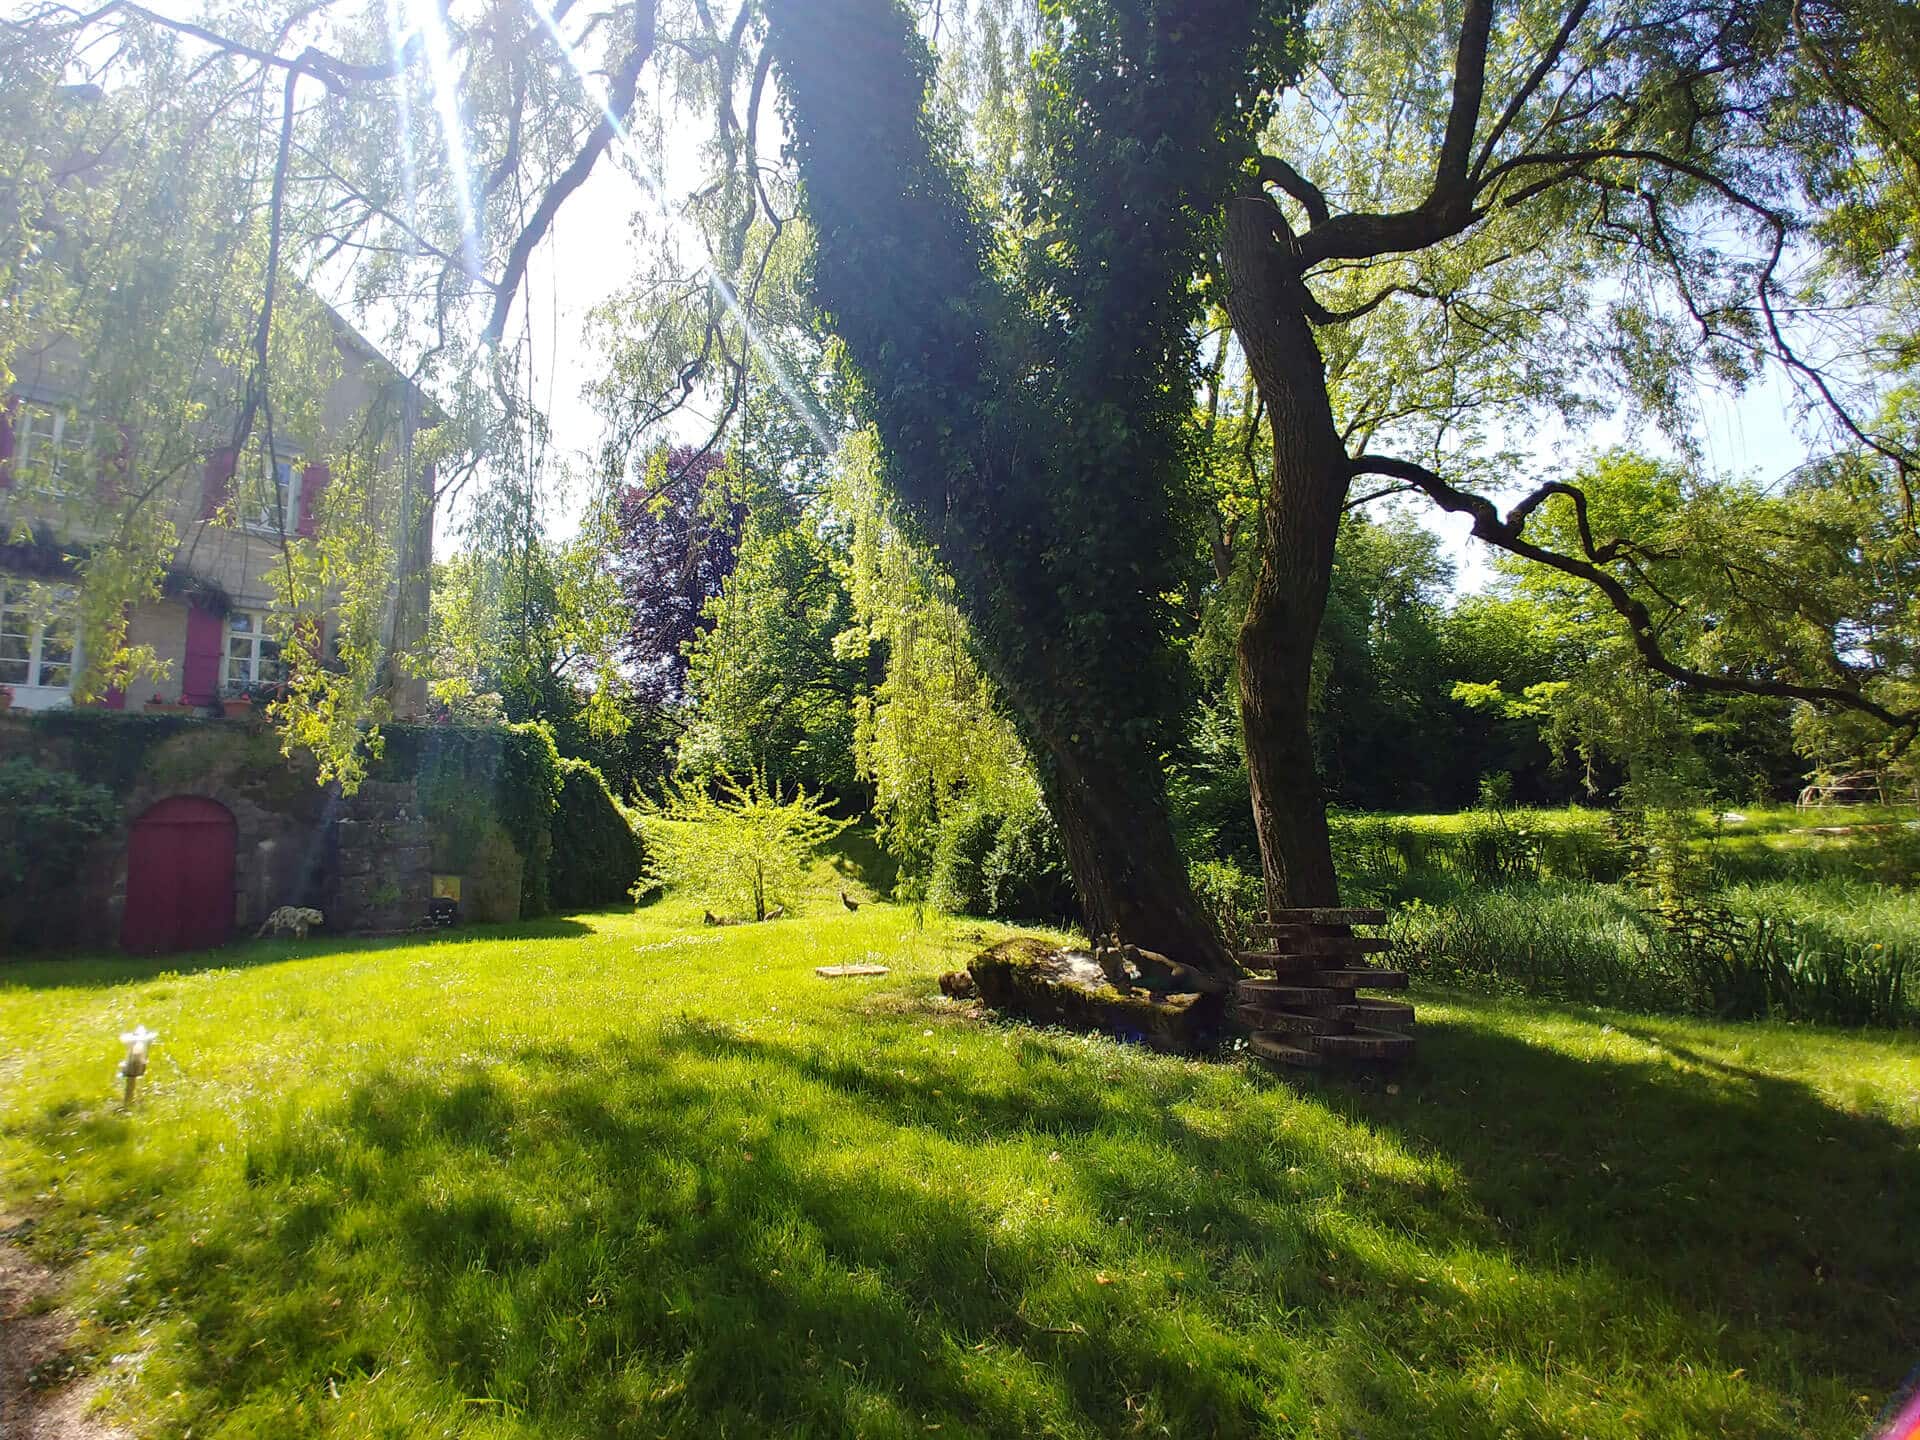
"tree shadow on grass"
18,1004,1917,1438
1309,1011,1918,1380
0,917,598,991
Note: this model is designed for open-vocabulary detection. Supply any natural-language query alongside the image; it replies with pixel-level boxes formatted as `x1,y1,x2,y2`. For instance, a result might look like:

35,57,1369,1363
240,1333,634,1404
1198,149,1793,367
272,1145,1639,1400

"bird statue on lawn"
840,889,860,912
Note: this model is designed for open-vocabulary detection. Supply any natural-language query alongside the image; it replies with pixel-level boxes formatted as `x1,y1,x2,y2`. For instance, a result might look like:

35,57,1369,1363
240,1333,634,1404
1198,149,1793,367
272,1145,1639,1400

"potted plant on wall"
144,694,197,715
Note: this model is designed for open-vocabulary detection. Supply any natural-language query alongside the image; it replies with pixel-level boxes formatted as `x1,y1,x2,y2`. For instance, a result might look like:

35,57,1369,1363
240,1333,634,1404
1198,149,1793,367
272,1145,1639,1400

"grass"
5,894,1920,1438
1323,804,1920,1024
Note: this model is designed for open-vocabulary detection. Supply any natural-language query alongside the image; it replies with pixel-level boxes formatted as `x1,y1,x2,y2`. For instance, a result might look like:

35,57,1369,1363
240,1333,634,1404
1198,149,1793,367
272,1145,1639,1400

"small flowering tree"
635,768,851,921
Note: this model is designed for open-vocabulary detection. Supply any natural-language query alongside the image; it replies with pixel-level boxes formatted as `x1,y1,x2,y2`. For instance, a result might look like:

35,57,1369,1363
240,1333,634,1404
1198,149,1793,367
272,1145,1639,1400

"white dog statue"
256,906,324,939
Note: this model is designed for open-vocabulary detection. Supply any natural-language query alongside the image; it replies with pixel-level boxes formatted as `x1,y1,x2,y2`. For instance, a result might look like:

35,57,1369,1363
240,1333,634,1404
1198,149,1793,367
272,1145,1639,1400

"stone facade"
0,714,445,952
329,779,434,932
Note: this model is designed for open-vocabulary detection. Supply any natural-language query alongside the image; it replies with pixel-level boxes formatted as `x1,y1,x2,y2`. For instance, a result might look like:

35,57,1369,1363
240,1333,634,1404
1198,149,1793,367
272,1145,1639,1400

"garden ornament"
118,1025,159,1105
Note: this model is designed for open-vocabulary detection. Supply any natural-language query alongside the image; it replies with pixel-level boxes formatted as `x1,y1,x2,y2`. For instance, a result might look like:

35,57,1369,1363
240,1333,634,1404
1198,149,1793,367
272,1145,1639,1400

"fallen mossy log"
964,937,1228,1054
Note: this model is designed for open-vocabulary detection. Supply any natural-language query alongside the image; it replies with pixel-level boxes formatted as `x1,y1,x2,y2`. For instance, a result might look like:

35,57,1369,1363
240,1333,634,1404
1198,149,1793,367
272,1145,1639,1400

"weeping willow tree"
1211,0,1920,904
0,0,771,786
762,0,1303,966
830,427,1033,870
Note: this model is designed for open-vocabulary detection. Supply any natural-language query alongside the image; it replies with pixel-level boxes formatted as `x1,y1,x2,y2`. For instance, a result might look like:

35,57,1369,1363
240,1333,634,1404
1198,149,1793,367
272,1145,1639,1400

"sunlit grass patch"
3,904,1916,1437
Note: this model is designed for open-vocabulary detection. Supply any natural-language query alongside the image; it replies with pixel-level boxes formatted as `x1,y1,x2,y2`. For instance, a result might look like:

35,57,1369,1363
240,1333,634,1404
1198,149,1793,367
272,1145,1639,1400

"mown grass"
4,896,1919,1438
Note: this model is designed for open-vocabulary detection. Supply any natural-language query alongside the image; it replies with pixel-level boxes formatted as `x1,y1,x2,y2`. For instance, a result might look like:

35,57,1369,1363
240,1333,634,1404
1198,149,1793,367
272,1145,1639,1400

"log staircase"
1235,908,1414,1070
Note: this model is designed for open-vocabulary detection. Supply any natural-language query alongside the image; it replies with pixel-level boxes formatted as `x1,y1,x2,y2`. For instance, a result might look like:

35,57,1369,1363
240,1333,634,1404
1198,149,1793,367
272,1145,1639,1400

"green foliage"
1375,803,1920,1026
767,0,1304,941
548,759,645,913
926,796,1077,923
377,722,564,917
638,768,852,921
1186,857,1265,954
428,505,641,765
0,756,115,893
15,709,204,794
1331,807,1625,904
830,428,1034,869
677,504,864,800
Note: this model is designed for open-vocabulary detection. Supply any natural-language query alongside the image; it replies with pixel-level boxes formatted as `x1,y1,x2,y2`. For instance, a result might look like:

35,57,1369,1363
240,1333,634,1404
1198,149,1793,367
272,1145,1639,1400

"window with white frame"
0,582,77,692
13,402,95,499
246,459,298,534
225,609,282,690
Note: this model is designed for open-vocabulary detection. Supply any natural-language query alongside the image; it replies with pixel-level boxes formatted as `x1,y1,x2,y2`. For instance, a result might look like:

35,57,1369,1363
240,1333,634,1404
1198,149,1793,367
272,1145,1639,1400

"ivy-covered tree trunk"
766,0,1292,970
1220,198,1347,908
1021,711,1238,964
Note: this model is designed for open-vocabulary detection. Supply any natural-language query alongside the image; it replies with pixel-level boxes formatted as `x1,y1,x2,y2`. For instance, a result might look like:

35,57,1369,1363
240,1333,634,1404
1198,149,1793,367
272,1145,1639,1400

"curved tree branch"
1349,451,1917,737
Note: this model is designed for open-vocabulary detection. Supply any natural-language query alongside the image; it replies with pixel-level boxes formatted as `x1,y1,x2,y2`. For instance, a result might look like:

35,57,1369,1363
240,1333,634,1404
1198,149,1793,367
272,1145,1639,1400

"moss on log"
966,937,1225,1054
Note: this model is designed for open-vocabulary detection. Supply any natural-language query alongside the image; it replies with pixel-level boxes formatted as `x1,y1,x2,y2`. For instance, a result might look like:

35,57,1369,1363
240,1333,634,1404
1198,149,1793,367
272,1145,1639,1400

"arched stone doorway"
121,796,237,953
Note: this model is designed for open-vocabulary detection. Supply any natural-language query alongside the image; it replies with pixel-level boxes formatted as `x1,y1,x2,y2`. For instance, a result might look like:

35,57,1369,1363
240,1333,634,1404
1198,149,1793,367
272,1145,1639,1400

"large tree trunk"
1220,197,1350,908
765,0,1246,973
1026,717,1231,966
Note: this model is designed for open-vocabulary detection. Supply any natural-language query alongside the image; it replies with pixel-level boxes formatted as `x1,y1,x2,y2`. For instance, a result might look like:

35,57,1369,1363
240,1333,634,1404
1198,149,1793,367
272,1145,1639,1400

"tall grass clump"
1391,884,1682,1010
1382,800,1919,1027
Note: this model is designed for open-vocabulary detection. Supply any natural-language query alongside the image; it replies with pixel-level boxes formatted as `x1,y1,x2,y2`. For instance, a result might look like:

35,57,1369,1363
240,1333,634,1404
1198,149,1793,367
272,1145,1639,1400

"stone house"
0,312,444,953
0,311,436,718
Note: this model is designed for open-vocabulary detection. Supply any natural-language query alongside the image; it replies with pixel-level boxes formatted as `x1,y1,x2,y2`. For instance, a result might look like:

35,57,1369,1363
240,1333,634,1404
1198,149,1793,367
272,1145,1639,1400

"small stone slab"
1317,968,1410,991
1249,1031,1323,1068
815,964,890,978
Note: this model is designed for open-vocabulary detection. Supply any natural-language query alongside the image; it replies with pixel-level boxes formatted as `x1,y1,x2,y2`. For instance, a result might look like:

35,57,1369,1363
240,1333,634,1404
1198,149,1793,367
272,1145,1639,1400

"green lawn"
4,899,1918,1438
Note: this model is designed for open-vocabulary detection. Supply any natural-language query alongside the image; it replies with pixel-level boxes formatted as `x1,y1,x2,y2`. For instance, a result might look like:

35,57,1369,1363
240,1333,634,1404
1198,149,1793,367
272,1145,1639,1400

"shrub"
1188,858,1265,954
926,807,1000,916
549,759,645,912
928,798,1077,922
1392,883,1682,1011
0,757,117,892
637,769,850,921
1394,876,1918,1027
383,722,564,916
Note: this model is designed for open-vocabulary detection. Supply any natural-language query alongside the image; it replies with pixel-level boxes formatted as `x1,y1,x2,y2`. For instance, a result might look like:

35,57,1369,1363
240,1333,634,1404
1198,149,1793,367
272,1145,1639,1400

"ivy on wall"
375,721,641,918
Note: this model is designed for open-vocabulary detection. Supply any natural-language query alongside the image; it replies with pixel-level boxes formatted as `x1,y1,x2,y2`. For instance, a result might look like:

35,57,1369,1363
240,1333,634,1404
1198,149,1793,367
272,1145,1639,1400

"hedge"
550,757,645,911
374,722,641,918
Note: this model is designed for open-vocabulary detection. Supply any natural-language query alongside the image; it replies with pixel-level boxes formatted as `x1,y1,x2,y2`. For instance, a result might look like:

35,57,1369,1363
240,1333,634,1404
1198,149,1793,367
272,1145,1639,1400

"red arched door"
121,796,237,953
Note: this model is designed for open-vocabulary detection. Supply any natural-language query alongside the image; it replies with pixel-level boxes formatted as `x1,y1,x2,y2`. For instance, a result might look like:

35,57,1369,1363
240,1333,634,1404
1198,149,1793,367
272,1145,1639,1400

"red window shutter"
297,460,329,537
98,424,132,503
182,600,223,704
199,446,236,520
0,395,16,490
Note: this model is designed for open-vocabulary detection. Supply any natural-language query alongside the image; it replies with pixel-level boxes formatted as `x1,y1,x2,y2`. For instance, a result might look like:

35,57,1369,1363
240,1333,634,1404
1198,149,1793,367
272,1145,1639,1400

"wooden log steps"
1316,967,1410,990
1236,1005,1353,1035
1238,906,1413,1073
1337,998,1415,1028
1235,980,1346,1007
1245,934,1394,957
1313,1027,1415,1061
1253,908,1387,929
1248,1031,1323,1068
1234,952,1324,977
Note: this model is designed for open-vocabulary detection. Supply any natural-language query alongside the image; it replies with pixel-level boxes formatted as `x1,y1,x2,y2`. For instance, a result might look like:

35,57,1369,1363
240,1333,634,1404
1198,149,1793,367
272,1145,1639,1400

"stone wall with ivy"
0,713,643,953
